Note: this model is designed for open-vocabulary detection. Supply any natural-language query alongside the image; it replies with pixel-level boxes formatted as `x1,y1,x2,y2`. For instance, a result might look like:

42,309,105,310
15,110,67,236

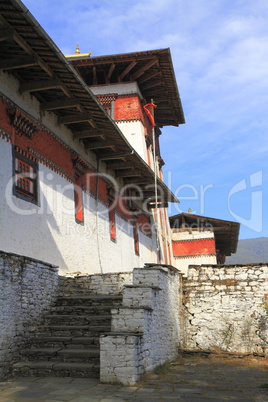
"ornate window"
13,152,38,204
8,108,39,139
96,94,117,119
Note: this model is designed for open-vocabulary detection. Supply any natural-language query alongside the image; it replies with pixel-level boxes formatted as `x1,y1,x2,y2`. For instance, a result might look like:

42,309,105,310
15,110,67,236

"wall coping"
188,263,268,268
59,271,132,278
141,263,181,274
0,250,58,270
100,332,143,337
124,285,161,291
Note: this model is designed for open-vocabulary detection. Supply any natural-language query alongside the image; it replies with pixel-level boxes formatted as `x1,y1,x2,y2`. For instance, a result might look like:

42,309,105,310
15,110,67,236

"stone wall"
58,272,133,295
0,251,58,378
100,265,182,385
182,264,268,355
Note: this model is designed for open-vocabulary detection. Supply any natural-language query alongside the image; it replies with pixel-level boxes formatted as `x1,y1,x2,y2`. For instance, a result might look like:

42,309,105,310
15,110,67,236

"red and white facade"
0,4,185,275
170,213,240,275
90,82,174,265
0,72,160,274
171,229,217,274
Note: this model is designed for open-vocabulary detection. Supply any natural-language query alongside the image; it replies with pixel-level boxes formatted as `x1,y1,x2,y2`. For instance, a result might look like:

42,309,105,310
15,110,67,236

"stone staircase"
11,293,122,378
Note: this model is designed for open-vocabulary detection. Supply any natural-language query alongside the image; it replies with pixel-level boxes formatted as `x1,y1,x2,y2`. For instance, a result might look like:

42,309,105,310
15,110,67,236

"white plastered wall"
0,72,157,275
90,82,142,98
116,121,147,162
174,256,217,276
0,139,157,275
172,230,215,241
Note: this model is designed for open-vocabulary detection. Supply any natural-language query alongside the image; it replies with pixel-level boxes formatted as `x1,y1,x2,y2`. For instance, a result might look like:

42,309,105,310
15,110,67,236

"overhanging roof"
68,49,185,128
169,213,240,256
0,0,178,203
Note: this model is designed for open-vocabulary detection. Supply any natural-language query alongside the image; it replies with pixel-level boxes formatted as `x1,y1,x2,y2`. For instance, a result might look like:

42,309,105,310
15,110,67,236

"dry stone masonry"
100,265,182,385
0,251,58,378
58,272,133,296
182,264,268,355
1,251,267,385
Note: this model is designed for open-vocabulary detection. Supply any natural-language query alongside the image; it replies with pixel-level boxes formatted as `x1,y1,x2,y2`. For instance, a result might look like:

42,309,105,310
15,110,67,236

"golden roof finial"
65,45,92,59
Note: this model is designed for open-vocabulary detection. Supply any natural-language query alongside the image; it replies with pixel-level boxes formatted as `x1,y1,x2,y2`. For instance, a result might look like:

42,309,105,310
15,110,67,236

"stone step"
12,361,99,378
29,335,99,348
38,324,111,337
55,295,122,307
21,347,100,363
10,291,123,380
44,314,111,322
43,316,111,327
50,305,115,314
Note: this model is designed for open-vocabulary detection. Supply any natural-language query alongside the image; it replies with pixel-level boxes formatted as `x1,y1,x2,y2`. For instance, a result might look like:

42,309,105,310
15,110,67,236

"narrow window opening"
109,207,116,241
133,222,139,256
74,176,84,224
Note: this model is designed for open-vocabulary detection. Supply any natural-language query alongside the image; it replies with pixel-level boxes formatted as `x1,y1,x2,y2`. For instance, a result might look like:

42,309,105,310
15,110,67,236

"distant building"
169,212,240,274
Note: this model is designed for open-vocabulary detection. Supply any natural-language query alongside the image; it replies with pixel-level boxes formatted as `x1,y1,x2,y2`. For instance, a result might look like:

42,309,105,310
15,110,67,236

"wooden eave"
169,213,240,256
0,0,178,203
68,49,185,128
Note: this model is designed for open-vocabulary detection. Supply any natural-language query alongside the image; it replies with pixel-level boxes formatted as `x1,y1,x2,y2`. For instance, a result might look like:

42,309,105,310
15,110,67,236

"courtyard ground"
0,354,267,401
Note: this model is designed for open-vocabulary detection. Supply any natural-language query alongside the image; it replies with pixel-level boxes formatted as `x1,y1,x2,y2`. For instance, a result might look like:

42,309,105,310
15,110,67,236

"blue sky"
22,0,268,239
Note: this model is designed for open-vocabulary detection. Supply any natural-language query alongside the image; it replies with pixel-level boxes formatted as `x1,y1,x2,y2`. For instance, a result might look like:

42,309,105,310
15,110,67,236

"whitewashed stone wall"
58,272,133,296
182,264,268,355
0,251,58,378
100,265,181,385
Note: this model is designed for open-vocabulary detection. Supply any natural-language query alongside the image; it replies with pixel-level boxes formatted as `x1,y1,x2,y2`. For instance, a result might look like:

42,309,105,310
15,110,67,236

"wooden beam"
119,60,137,81
11,29,55,78
71,54,156,66
139,70,161,84
0,27,15,42
107,162,134,170
0,55,39,71
93,66,97,85
106,63,115,83
148,202,168,209
132,57,158,80
123,178,149,184
144,87,168,95
58,113,93,125
86,141,116,151
142,79,163,91
41,98,80,111
115,170,141,178
99,154,127,161
73,130,106,139
20,78,62,93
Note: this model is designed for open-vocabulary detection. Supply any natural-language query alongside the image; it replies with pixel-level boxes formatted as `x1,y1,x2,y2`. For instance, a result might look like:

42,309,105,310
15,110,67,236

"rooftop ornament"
65,44,92,58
